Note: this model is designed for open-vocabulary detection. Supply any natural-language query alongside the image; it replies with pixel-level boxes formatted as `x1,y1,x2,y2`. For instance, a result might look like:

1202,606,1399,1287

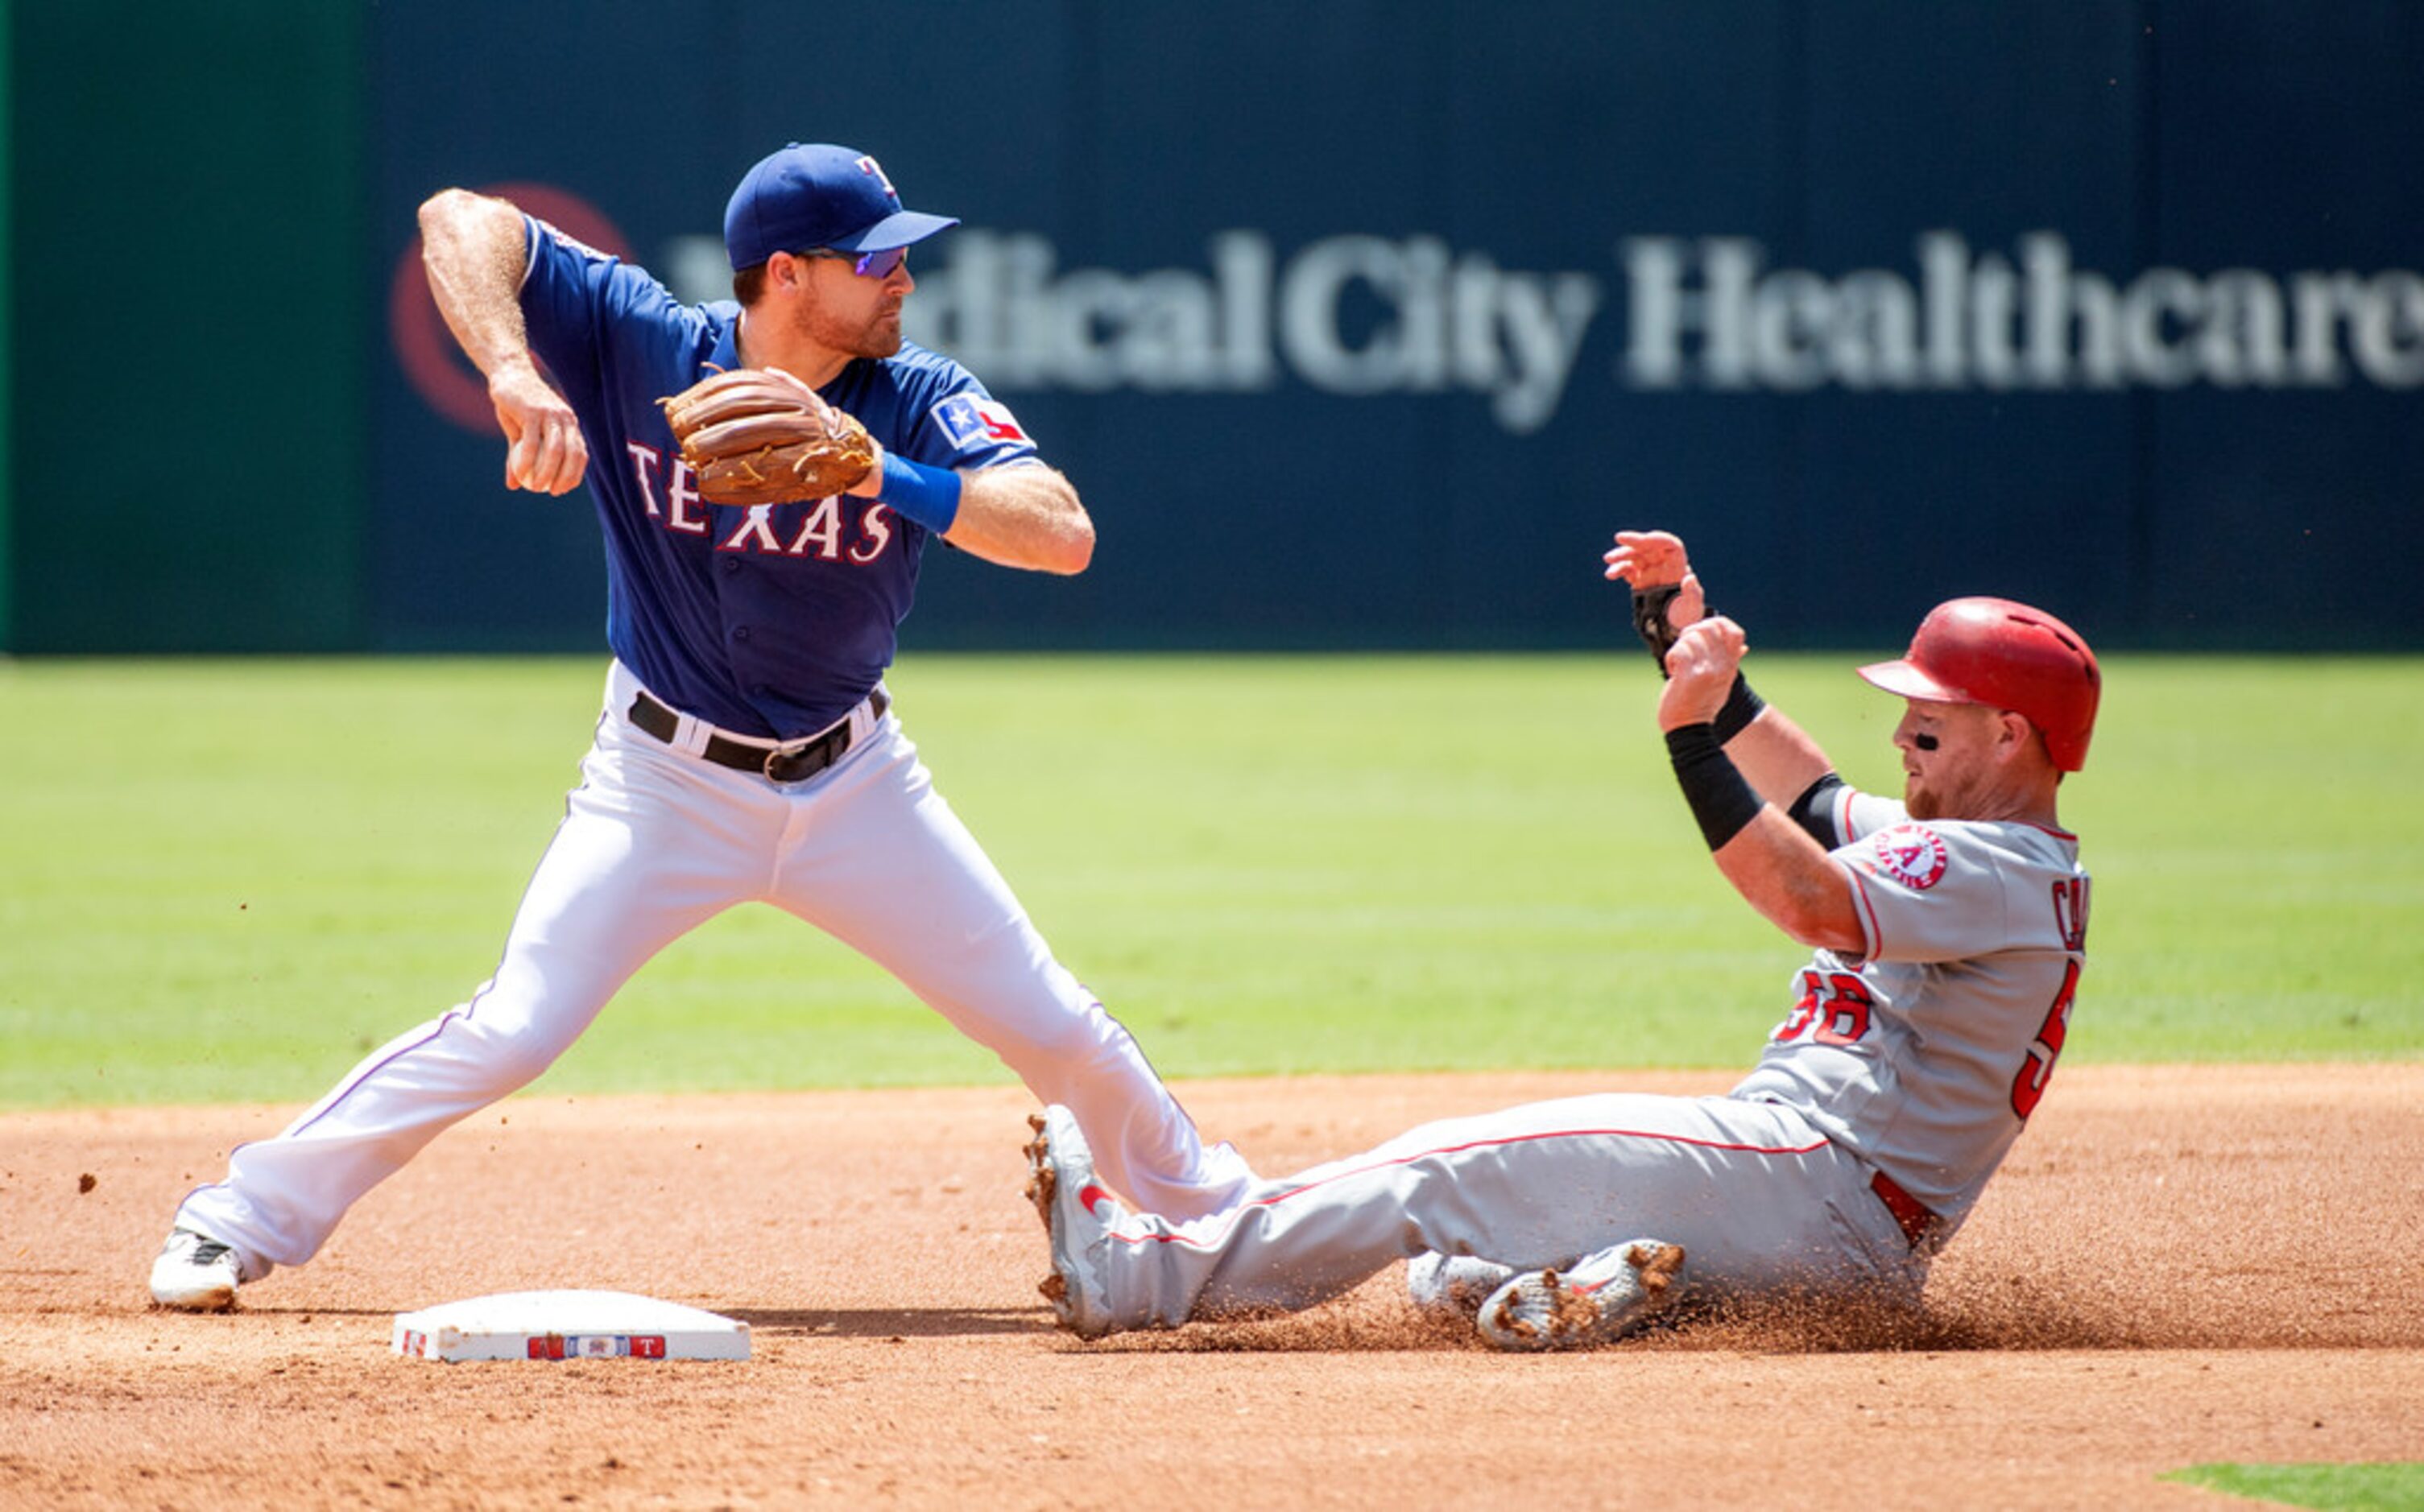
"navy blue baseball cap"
723,143,959,271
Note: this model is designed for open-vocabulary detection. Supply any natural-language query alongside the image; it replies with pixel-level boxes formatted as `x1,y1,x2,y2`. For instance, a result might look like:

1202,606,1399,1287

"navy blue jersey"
516,215,1040,738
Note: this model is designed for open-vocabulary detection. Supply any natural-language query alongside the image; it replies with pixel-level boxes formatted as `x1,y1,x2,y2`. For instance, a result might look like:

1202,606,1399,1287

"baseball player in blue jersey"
149,143,1254,1311
1025,529,2099,1349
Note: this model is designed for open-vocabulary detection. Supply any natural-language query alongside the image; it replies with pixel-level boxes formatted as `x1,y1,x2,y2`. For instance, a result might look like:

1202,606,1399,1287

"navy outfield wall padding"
8,2,2418,651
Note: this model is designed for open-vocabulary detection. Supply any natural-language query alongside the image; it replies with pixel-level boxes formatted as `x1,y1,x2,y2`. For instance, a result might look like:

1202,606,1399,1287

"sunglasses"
799,245,910,279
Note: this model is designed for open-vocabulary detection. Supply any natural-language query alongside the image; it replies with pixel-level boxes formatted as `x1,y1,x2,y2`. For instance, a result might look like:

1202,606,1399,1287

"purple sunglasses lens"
854,246,908,279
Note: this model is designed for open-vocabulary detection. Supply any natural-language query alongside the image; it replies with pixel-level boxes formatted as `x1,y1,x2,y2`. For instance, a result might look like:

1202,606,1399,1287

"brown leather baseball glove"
656,366,878,506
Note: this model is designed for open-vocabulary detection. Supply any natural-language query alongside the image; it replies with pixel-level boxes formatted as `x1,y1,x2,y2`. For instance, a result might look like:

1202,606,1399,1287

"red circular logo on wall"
389,183,633,434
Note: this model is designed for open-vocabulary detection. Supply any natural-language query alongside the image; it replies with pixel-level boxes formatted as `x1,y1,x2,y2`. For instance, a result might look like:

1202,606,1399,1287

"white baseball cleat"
150,1229,243,1312
1406,1252,1517,1322
1475,1239,1686,1352
1024,1105,1123,1341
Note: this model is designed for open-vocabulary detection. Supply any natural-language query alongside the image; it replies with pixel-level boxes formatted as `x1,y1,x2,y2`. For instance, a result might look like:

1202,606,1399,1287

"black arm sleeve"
1786,773,1848,849
1665,724,1765,851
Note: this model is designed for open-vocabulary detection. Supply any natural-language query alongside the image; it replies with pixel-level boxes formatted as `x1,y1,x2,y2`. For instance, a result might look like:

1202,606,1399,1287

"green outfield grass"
2163,1463,2424,1511
2,653,2418,1108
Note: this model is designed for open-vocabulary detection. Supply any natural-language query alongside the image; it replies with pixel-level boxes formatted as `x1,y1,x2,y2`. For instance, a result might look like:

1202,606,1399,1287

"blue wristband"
876,452,962,534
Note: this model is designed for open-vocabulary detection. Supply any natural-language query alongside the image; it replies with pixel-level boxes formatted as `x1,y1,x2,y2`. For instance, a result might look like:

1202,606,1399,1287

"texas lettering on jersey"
624,444,897,562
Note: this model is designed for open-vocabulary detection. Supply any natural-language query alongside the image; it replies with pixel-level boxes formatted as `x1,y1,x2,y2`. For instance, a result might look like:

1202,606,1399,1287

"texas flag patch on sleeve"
931,394,1032,450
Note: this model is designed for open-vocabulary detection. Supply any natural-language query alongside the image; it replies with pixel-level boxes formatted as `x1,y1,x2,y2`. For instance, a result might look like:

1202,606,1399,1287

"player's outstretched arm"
418,188,589,496
1659,618,1865,953
929,464,1096,576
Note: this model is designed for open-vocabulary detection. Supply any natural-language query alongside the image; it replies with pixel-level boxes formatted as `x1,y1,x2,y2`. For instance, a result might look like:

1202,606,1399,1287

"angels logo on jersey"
932,395,1031,449
1865,824,1950,890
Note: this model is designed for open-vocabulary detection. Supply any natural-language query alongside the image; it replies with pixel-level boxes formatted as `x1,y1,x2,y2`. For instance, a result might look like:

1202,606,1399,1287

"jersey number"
1775,970,1875,1047
2008,959,2083,1120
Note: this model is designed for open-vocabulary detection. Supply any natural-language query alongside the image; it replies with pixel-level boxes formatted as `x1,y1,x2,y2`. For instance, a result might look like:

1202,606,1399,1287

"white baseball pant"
1072,1092,1929,1331
176,660,1251,1279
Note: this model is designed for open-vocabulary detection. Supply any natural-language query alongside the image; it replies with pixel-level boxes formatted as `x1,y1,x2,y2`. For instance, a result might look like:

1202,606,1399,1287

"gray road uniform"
1061,787,2090,1332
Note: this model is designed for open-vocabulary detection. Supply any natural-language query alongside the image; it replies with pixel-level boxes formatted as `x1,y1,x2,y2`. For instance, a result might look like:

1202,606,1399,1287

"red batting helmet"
1856,597,2102,771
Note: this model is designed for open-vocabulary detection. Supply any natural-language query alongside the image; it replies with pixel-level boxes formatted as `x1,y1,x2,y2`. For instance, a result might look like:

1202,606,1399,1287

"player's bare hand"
490,361,589,495
1606,530,1707,629
1603,530,1690,588
1657,616,1748,731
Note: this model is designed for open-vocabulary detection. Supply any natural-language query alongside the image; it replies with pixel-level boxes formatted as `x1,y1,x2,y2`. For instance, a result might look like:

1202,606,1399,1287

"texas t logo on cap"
854,154,897,200
722,143,959,271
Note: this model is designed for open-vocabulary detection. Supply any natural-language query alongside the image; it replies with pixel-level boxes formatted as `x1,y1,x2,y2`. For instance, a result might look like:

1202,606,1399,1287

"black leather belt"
1870,1168,1946,1252
627,688,887,783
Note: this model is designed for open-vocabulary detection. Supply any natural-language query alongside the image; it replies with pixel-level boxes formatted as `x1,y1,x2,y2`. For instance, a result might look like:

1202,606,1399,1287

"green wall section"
8,2,365,651
0,0,14,650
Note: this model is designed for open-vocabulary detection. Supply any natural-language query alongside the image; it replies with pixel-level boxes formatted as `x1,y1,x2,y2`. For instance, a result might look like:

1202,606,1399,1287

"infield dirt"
6,1064,2420,1509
